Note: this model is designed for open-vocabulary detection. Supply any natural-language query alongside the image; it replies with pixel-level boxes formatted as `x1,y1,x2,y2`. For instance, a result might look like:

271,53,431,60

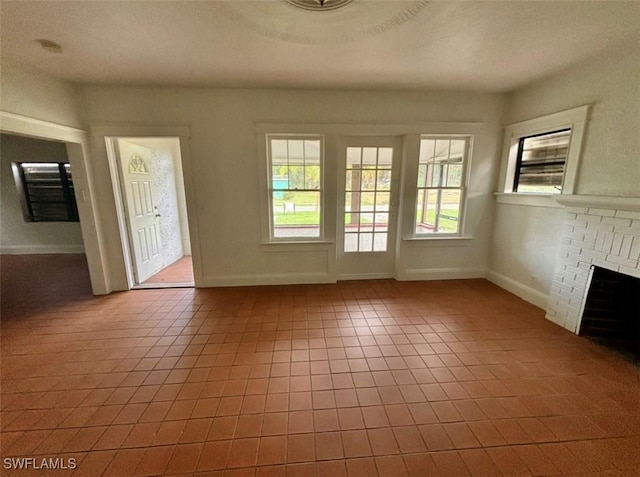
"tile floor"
142,257,195,286
1,255,639,476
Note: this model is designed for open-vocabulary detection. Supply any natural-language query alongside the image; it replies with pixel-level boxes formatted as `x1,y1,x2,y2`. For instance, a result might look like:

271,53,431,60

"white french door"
337,136,402,279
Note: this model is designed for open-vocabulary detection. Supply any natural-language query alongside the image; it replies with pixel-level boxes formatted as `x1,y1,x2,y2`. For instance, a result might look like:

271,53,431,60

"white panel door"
118,140,163,283
337,136,402,279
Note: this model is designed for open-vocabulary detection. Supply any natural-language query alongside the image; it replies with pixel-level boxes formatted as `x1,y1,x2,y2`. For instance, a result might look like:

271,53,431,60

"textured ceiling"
1,0,638,92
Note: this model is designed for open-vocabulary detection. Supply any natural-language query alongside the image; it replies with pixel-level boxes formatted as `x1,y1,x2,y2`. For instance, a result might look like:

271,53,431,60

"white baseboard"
399,267,486,281
0,245,85,255
200,272,334,287
485,269,549,309
337,272,394,281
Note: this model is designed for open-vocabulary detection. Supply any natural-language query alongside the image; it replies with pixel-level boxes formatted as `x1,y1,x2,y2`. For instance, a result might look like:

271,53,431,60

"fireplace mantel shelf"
555,195,640,212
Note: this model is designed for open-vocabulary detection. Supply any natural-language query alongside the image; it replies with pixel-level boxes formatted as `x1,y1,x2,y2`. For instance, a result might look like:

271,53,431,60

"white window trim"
260,133,326,243
497,105,589,206
404,134,474,240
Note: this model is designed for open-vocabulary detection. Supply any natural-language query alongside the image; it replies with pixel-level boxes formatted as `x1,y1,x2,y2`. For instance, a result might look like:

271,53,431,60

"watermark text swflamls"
3,457,77,470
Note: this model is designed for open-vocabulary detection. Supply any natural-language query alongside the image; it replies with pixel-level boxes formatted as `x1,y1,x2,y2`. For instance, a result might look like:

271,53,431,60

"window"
415,137,469,235
499,105,589,198
14,162,79,222
513,129,571,194
267,135,323,240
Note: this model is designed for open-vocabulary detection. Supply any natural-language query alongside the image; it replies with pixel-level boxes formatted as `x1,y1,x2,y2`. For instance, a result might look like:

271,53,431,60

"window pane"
272,191,320,238
271,140,288,163
304,140,321,164
516,129,570,193
417,164,427,187
305,165,320,189
272,166,288,189
288,165,304,189
419,139,435,164
415,188,460,234
288,140,304,162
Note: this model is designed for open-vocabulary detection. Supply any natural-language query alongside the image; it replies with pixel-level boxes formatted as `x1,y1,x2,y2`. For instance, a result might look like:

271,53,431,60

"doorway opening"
108,137,194,288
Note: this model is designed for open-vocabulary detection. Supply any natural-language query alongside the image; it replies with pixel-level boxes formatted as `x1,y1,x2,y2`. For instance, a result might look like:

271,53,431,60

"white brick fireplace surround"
546,195,640,333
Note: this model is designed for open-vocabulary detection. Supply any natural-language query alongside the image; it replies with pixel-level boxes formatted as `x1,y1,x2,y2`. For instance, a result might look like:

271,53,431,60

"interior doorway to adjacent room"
108,137,194,288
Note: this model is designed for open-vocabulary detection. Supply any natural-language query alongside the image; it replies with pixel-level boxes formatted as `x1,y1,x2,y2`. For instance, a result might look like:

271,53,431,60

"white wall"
81,86,506,288
488,44,640,307
0,134,85,254
0,60,84,129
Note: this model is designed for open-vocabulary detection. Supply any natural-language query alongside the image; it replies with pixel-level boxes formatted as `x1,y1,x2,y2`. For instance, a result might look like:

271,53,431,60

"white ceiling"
1,0,638,92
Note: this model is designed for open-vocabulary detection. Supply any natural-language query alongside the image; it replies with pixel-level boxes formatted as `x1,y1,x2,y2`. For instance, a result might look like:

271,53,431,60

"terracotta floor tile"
134,445,174,476
342,430,372,458
443,422,481,449
3,264,640,476
374,455,409,476
208,415,239,440
104,448,147,477
179,417,212,443
368,428,399,456
227,437,260,468
362,406,390,428
418,424,455,451
235,414,264,438
315,431,344,460
257,436,287,466
262,412,288,436
164,442,203,474
431,450,471,476
287,433,315,463
197,440,231,471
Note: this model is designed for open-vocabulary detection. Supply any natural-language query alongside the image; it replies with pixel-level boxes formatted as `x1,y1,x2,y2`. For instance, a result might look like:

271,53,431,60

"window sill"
403,236,474,246
260,240,335,252
494,192,564,208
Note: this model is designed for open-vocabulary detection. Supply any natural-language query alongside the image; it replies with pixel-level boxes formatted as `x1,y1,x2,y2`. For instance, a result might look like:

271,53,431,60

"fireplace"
579,266,639,361
546,195,640,339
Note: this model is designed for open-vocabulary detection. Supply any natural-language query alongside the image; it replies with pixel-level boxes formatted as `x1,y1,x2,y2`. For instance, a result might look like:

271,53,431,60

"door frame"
99,124,200,290
0,111,109,294
336,135,404,280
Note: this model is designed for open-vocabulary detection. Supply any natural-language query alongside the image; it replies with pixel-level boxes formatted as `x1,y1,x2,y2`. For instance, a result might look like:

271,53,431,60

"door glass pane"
360,192,375,210
358,233,373,252
375,192,389,211
376,170,391,190
374,213,388,232
378,148,393,168
347,147,361,169
362,148,377,169
345,233,358,252
373,233,387,252
344,145,394,252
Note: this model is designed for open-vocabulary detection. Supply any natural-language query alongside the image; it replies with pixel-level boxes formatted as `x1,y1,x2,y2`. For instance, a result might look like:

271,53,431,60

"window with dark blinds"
513,128,571,193
17,163,79,222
